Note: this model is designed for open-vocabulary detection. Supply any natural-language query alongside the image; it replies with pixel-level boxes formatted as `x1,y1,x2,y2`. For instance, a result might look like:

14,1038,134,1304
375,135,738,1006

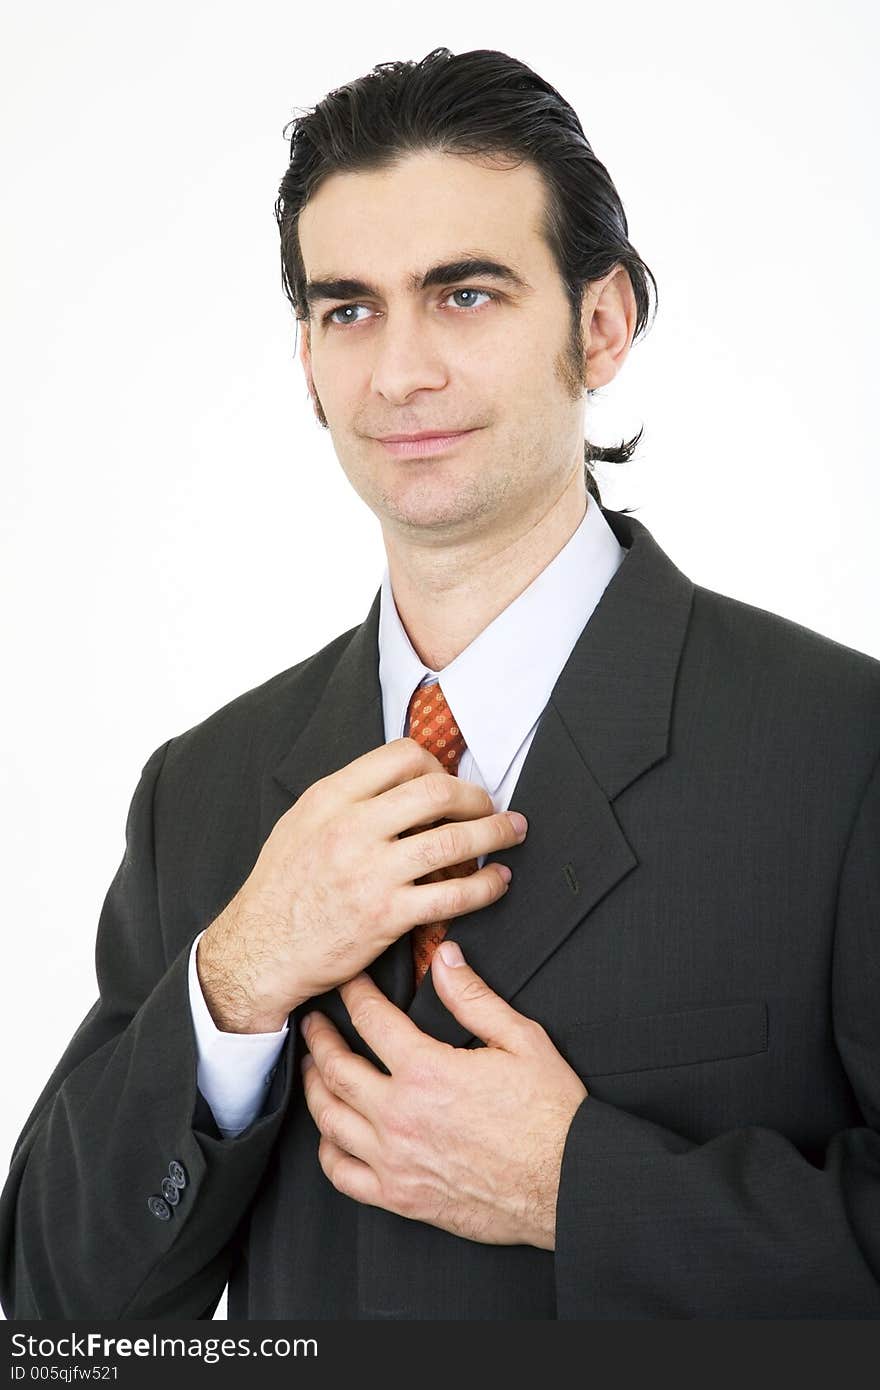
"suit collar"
551,507,694,800
262,507,695,1050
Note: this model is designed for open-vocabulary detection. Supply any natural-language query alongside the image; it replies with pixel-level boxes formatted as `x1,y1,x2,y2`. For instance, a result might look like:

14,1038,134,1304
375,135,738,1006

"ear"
580,265,637,391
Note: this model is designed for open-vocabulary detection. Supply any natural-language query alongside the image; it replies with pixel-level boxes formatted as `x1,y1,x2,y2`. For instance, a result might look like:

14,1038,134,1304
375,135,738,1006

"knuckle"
424,772,455,808
320,816,346,856
494,813,515,845
296,780,318,810
346,1007,369,1040
409,833,441,874
402,737,431,771
460,977,492,1005
302,777,336,818
316,1103,337,1137
394,1168,437,1221
383,1077,427,1140
368,893,392,935
320,1139,345,1190
494,866,511,894
434,824,460,862
523,1016,549,1047
323,1052,349,1095
384,1105,418,1145
407,1054,438,1091
441,880,467,917
351,872,384,929
368,884,395,926
384,1172,412,1215
348,1001,381,1043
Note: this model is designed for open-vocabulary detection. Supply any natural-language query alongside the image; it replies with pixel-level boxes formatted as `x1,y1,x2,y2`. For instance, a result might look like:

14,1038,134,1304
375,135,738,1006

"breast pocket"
560,1000,768,1079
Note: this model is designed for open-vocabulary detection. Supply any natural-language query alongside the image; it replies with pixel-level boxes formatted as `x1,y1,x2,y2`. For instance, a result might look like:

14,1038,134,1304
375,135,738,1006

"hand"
197,738,528,1032
300,942,589,1250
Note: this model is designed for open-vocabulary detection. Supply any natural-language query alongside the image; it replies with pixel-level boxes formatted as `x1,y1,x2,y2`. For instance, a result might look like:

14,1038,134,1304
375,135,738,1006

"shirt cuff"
187,929,290,1138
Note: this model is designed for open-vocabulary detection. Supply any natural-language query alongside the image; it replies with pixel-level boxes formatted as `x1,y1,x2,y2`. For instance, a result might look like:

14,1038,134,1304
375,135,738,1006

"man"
1,46,878,1321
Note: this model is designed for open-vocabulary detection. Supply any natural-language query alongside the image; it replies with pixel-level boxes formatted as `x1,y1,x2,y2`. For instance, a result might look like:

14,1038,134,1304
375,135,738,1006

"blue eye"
448,288,492,309
322,287,497,328
327,304,370,325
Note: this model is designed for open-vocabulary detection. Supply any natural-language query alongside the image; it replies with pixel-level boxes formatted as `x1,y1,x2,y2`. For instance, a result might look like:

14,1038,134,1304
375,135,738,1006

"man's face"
296,149,604,545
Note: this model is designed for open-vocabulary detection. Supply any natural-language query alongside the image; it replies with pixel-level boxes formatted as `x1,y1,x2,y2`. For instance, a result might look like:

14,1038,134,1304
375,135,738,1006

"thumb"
431,940,532,1052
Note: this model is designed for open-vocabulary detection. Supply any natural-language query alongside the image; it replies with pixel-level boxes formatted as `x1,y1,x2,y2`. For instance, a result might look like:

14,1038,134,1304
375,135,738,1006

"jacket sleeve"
553,749,880,1319
0,739,299,1320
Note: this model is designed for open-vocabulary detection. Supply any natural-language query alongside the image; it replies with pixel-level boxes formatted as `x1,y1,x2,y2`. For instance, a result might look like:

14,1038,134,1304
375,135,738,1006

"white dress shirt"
187,497,626,1137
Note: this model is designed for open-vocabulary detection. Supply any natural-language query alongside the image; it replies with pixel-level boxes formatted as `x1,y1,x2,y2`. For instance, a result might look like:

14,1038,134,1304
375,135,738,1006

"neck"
384,466,589,671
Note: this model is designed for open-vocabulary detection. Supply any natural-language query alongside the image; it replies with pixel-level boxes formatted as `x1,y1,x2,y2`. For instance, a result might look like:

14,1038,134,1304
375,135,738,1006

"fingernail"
301,1054,314,1072
508,812,528,836
300,1013,313,1037
497,864,512,884
438,940,465,967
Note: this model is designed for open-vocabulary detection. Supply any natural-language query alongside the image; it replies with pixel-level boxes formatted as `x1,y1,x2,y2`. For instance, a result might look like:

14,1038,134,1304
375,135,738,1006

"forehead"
297,149,554,282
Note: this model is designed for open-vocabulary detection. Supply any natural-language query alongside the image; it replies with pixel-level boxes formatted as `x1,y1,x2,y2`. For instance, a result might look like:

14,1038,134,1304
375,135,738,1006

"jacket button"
167,1160,187,1189
147,1195,172,1221
161,1177,181,1205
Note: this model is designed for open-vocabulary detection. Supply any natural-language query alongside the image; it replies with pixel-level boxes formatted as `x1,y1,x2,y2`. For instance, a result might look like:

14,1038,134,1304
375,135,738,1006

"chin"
387,490,497,535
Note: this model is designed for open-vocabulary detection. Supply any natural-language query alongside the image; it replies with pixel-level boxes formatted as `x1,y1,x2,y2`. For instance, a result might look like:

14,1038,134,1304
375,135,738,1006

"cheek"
501,352,569,429
308,344,356,404
308,354,336,406
497,333,561,398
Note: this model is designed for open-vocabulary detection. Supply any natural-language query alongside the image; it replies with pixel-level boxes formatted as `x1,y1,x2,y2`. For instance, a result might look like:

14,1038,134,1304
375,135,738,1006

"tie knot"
406,680,467,773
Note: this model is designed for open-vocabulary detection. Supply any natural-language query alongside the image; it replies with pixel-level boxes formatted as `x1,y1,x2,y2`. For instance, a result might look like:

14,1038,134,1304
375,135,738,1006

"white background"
2,0,877,1322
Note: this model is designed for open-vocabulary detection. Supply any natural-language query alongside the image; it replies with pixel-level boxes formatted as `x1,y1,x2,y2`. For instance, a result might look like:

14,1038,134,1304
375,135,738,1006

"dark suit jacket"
2,506,879,1319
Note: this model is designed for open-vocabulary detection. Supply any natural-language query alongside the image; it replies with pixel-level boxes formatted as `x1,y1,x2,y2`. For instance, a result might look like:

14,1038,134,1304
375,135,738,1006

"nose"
369,305,448,405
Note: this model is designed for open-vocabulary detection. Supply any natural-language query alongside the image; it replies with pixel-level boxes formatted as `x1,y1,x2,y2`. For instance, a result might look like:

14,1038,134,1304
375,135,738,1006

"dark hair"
274,47,657,506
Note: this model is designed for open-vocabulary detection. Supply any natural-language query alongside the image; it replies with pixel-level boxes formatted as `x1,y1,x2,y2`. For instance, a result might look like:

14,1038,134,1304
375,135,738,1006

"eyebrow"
304,255,532,311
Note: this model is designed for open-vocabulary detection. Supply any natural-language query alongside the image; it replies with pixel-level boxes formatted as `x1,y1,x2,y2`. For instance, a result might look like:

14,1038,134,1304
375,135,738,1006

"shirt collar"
378,496,627,796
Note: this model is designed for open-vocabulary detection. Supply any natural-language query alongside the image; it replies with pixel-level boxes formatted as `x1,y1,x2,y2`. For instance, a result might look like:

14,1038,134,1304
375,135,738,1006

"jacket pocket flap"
561,1000,768,1078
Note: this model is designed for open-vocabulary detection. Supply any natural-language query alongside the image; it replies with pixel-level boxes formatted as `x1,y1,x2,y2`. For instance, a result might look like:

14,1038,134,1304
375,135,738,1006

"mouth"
373,428,480,459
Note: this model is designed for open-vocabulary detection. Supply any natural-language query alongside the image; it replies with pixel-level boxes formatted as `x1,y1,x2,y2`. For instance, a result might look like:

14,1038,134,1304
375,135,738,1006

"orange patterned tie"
404,680,479,989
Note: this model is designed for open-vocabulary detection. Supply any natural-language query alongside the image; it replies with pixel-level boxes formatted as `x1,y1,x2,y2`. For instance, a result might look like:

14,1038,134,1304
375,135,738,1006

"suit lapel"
261,507,695,1049
408,699,639,1045
410,507,695,1045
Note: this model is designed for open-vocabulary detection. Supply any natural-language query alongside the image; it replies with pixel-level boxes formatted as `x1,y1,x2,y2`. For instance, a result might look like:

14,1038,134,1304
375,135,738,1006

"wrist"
528,1091,588,1251
196,928,291,1034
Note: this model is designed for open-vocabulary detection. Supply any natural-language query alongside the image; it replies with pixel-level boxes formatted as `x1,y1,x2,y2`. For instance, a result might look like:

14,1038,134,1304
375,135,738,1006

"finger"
317,1135,384,1208
401,861,512,927
393,808,523,880
337,972,428,1072
430,941,539,1053
300,1010,386,1114
301,1055,379,1166
321,737,444,806
374,768,497,838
